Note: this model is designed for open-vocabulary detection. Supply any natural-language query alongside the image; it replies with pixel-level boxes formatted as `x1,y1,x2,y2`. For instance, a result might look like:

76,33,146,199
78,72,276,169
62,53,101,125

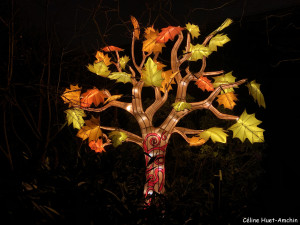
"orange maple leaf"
131,16,140,40
102,46,124,52
195,76,214,92
156,26,185,43
77,116,102,142
216,92,238,110
142,28,165,53
81,88,108,107
95,51,112,66
89,139,106,153
188,136,206,146
61,84,81,107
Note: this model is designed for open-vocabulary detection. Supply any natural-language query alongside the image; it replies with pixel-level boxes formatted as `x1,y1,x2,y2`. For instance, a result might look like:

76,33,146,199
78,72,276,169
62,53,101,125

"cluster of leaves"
61,84,126,152
61,17,266,154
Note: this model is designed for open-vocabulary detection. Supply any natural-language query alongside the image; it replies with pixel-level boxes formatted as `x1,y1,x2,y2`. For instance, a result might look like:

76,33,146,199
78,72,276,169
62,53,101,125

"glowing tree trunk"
62,18,264,205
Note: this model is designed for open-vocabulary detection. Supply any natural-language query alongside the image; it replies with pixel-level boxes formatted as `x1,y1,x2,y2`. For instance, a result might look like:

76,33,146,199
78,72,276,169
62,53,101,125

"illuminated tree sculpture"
61,17,265,204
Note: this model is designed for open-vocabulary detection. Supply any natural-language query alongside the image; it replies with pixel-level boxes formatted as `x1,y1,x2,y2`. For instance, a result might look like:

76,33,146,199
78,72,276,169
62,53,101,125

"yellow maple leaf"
104,94,123,104
228,110,264,143
185,22,200,39
77,116,102,142
61,84,81,107
216,92,238,110
95,51,112,66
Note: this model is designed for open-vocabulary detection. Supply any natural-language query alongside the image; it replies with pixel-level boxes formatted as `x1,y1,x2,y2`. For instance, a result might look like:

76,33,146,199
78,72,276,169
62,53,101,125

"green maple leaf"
119,55,130,69
172,101,191,112
198,127,228,143
108,131,128,147
142,57,163,87
186,44,212,61
208,34,230,52
87,61,111,77
228,110,264,143
246,80,266,108
108,72,132,84
65,108,86,130
211,18,233,35
212,71,236,93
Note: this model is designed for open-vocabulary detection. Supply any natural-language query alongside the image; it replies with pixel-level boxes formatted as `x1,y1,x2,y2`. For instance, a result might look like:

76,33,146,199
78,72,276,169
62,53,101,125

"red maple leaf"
89,139,106,153
80,88,108,107
195,76,214,92
102,46,124,52
156,26,185,43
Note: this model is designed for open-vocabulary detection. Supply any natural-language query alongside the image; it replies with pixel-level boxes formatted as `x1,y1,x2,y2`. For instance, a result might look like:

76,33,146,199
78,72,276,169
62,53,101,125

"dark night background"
0,0,300,224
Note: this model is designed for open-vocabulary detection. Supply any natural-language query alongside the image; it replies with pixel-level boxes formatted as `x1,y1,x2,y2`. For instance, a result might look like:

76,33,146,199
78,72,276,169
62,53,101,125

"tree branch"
173,127,206,146
175,67,196,101
171,32,184,83
78,101,133,115
100,126,143,147
179,33,191,66
131,33,143,75
145,87,168,121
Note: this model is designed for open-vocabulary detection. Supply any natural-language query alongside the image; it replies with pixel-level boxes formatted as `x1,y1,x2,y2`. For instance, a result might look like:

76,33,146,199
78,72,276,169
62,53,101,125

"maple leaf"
172,101,191,112
154,60,166,70
104,94,123,104
102,46,124,52
228,110,264,143
65,108,86,130
214,18,233,33
246,80,266,108
188,136,206,146
87,61,111,77
89,139,106,153
160,70,176,93
144,26,156,38
142,57,164,87
131,16,140,40
216,92,238,110
61,84,81,107
108,131,128,147
142,29,165,53
95,51,112,66
212,72,236,93
108,72,132,84
186,43,212,61
208,34,230,52
195,76,214,92
198,127,228,143
119,55,130,69
81,88,108,107
77,116,102,142
185,23,200,39
156,26,185,43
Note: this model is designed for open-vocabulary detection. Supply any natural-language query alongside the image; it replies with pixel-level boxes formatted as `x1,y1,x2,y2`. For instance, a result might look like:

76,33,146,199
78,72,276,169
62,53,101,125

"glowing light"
126,104,132,112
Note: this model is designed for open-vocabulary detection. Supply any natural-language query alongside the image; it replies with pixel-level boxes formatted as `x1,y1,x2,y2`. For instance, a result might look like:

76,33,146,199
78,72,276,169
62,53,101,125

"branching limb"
179,33,191,66
171,32,184,83
131,33,143,75
76,101,133,115
173,127,205,145
203,70,224,76
175,67,196,101
145,87,168,121
100,126,143,147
